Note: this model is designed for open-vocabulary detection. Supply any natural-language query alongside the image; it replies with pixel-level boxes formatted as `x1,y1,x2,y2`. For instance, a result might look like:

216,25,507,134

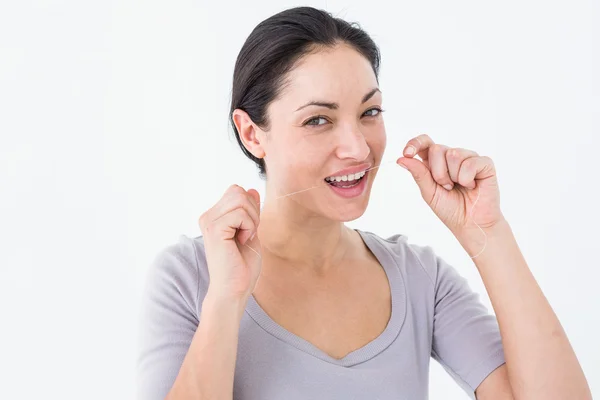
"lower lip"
325,170,369,198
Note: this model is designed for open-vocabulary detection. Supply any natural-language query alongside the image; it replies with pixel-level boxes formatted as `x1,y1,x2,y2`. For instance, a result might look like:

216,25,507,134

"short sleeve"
136,235,202,400
430,252,506,398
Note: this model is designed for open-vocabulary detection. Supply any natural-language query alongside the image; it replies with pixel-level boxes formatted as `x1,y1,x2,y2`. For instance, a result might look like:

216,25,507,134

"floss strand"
243,160,487,259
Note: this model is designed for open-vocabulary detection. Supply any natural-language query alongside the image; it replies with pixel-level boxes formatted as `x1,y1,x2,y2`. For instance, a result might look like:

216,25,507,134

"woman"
137,6,591,400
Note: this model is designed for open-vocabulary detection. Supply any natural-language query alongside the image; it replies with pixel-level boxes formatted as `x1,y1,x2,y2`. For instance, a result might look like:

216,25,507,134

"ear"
232,109,266,159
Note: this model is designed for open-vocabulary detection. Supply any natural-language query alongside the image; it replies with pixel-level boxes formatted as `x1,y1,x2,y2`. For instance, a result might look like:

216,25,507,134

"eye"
303,116,329,127
362,107,384,117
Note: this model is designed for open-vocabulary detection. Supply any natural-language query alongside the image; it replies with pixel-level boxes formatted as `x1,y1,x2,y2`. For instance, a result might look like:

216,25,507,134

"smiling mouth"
324,170,368,188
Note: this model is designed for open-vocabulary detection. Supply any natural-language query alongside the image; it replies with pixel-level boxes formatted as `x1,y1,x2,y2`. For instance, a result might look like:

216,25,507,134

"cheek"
292,138,330,174
266,131,325,180
365,122,387,153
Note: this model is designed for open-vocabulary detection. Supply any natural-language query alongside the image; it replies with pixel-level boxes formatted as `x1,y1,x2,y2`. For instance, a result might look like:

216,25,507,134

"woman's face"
262,43,386,221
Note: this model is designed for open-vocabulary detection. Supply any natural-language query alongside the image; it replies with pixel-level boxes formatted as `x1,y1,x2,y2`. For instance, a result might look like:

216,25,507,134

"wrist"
204,287,249,314
454,218,512,257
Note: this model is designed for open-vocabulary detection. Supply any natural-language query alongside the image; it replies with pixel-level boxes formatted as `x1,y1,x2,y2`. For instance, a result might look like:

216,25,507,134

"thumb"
397,157,437,202
239,188,262,263
246,188,261,240
247,188,261,214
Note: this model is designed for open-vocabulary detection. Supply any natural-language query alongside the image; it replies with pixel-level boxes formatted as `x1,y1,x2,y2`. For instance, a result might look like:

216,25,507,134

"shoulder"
358,229,445,290
144,234,211,316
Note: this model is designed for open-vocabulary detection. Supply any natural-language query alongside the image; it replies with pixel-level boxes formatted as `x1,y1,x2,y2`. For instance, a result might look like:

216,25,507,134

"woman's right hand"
198,184,262,302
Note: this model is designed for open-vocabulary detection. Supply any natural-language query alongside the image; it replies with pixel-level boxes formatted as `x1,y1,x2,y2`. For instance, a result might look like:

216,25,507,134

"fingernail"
443,184,453,191
398,162,408,170
405,146,416,156
250,233,255,241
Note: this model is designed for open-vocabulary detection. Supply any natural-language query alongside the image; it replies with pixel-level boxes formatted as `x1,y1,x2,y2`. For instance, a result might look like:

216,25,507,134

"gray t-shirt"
137,229,506,400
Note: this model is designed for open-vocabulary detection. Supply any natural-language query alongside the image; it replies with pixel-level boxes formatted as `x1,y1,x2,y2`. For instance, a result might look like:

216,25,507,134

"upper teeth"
325,170,366,182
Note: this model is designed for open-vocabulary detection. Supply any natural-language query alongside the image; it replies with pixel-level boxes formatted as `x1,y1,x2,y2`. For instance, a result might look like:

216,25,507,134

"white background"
1,0,598,398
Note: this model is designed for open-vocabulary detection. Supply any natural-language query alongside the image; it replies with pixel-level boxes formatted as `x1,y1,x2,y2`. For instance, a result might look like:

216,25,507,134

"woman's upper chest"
251,254,392,360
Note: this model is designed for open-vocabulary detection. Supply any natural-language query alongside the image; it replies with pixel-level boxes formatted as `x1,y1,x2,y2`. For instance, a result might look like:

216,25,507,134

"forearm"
456,219,592,400
167,289,247,400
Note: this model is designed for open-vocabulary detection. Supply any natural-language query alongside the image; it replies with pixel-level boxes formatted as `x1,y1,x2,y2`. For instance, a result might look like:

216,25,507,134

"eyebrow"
295,87,381,112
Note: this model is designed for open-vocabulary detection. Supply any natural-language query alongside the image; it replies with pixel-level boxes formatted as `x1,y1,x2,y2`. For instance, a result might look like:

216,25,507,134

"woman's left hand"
396,134,505,238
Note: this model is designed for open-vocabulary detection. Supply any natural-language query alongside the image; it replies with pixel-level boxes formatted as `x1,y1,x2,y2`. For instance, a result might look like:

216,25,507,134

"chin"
323,192,371,222
336,207,368,222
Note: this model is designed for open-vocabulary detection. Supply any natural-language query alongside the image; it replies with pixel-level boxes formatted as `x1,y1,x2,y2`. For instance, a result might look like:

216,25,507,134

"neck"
257,191,353,277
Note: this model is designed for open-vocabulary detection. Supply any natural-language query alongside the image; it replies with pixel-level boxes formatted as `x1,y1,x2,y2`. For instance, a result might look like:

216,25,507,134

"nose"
335,122,371,162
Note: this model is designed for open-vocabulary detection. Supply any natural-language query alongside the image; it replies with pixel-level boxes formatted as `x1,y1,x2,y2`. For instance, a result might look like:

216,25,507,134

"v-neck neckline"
245,229,407,367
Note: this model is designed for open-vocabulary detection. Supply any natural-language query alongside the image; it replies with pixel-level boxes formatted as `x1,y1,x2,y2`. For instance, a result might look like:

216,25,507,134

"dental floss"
243,160,487,260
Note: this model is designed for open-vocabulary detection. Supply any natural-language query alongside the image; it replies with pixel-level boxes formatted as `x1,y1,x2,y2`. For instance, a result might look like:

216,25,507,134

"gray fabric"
137,229,505,400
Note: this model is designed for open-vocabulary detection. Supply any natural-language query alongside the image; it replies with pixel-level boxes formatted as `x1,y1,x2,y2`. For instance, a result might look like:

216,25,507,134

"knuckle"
227,184,243,194
463,148,478,157
418,133,431,142
234,188,247,198
461,157,474,171
448,148,459,158
463,157,476,170
223,191,244,207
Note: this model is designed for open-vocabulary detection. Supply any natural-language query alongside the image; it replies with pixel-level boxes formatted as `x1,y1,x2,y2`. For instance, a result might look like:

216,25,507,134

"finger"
457,156,494,189
225,185,261,221
235,188,261,226
428,144,454,191
213,208,257,244
403,133,435,164
396,156,437,204
209,185,260,231
215,192,261,233
446,148,478,183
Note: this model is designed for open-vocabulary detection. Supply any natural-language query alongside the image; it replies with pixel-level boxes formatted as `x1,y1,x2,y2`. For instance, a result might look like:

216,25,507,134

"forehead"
277,44,379,106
